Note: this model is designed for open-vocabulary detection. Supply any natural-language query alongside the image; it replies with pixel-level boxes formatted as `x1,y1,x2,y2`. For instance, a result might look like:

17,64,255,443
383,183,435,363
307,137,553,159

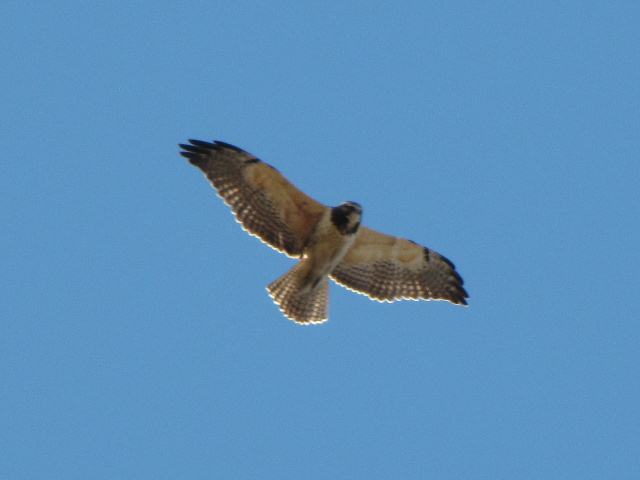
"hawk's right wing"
180,139,327,257
330,227,468,305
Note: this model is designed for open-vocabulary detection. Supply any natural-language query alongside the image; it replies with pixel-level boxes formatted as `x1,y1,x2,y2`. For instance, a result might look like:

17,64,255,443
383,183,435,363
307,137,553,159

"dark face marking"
330,206,350,233
245,157,261,164
349,220,361,235
331,202,362,235
423,247,430,263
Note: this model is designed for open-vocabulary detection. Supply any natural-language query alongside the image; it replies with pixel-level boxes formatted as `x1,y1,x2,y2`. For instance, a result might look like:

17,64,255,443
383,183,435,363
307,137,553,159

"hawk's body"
180,139,468,324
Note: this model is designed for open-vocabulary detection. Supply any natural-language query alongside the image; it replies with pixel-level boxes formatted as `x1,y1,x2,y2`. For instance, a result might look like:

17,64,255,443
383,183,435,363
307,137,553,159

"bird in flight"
179,139,468,324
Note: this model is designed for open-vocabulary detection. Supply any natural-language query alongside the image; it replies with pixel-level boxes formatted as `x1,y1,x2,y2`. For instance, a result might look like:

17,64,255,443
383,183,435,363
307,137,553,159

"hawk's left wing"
180,139,326,257
330,227,468,304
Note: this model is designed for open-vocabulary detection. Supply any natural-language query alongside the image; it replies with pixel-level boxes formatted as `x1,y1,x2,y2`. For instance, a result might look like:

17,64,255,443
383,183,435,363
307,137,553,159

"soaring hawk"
180,139,468,324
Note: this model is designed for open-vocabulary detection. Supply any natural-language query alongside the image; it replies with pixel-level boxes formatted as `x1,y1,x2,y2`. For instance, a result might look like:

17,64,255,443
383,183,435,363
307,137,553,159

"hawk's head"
331,201,362,235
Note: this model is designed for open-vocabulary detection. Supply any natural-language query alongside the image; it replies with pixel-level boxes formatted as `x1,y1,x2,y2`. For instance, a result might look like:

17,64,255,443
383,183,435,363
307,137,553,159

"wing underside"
180,139,326,257
330,227,468,305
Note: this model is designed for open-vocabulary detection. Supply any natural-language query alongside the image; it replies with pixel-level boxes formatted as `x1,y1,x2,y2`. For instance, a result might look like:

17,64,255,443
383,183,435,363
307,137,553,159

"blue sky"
2,1,639,478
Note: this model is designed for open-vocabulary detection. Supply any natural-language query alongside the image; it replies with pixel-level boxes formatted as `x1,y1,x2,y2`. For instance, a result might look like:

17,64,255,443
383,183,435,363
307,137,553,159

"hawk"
180,139,468,324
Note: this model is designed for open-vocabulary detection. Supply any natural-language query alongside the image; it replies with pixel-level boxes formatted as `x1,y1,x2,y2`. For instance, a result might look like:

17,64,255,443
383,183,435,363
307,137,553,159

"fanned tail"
267,263,329,324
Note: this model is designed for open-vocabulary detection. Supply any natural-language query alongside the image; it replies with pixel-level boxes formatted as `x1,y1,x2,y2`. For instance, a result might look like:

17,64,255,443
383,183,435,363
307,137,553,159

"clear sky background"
2,1,639,478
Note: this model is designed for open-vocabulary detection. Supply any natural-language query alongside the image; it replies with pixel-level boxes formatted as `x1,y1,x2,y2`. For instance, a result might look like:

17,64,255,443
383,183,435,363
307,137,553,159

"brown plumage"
330,227,467,304
180,139,468,324
180,139,325,257
267,263,329,324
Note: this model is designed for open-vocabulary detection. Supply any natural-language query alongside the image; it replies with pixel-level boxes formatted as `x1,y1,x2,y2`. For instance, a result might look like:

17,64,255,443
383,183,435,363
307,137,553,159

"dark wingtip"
181,138,249,153
179,139,218,169
213,140,245,153
443,255,468,306
179,140,208,167
188,139,217,149
451,269,464,286
180,138,258,169
179,143,203,153
447,286,469,306
180,152,206,168
439,253,456,270
458,284,469,302
453,273,469,303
